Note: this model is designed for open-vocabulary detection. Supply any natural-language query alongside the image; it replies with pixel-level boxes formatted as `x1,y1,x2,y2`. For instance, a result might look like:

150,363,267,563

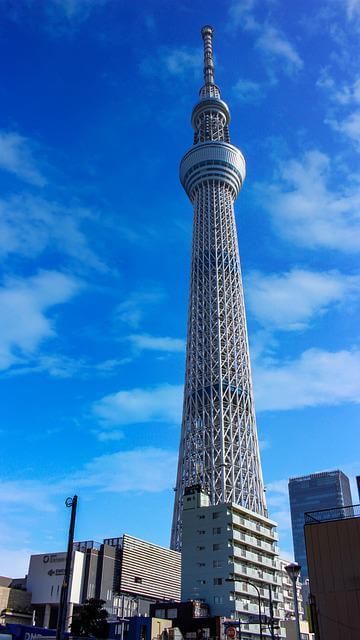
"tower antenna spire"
201,25,215,85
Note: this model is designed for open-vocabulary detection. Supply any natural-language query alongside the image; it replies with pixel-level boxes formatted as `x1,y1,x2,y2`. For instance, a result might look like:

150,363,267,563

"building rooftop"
305,503,359,524
289,469,344,483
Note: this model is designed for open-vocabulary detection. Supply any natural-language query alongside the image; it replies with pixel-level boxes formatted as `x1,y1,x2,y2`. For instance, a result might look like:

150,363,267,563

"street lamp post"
56,495,78,640
285,562,301,640
225,577,263,640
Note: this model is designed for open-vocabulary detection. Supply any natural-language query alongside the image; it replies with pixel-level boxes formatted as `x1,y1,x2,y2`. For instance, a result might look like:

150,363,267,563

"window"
213,596,223,604
213,578,222,585
198,515,205,519
213,560,222,568
197,562,206,567
197,545,205,551
196,579,206,585
197,530,206,535
213,544,221,551
134,576,142,584
212,512,220,519
213,527,221,534
167,608,178,619
155,609,165,618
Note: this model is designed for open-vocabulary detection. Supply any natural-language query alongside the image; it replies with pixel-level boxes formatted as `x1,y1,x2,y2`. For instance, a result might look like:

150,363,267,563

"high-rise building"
288,470,352,579
171,25,266,552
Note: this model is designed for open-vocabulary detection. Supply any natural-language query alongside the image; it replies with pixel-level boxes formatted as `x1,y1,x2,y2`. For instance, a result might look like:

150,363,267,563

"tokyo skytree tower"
171,26,267,551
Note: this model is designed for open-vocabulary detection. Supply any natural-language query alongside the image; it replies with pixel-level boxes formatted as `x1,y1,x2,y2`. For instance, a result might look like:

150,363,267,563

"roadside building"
304,503,360,639
0,577,32,626
26,534,181,630
180,485,283,639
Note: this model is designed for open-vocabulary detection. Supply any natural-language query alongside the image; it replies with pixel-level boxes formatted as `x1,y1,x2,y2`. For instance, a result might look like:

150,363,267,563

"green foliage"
71,598,109,639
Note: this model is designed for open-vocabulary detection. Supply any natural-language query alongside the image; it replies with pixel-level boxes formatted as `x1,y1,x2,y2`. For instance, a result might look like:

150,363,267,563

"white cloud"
228,2,303,76
255,25,303,74
246,269,360,330
128,333,185,353
327,110,360,146
0,270,80,370
258,149,360,252
0,480,57,512
254,348,360,411
92,383,183,426
75,447,178,493
233,78,264,103
140,47,202,80
0,446,177,575
0,131,46,186
0,194,106,270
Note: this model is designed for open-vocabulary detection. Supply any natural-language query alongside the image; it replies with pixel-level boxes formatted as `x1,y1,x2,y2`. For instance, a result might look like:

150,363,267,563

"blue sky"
0,0,359,577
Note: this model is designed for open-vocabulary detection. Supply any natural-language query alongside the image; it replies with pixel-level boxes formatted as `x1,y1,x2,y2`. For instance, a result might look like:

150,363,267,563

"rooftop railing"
305,503,360,524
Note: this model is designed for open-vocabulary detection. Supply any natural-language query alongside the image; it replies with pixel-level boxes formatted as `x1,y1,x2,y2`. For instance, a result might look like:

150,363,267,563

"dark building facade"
288,470,352,579
304,503,360,639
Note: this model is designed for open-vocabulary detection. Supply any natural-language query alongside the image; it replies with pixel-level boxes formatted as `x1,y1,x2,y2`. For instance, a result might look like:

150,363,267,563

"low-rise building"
0,577,32,626
304,503,360,639
26,534,181,630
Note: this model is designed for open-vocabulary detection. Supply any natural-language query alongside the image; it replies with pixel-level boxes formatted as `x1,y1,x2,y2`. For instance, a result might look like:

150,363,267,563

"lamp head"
285,562,301,580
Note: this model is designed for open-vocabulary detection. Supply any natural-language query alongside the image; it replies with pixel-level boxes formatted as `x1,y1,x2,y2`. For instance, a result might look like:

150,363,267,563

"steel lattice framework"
171,26,267,551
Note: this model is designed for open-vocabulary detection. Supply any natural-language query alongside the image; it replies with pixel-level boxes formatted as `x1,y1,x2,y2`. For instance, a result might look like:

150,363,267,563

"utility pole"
56,495,78,640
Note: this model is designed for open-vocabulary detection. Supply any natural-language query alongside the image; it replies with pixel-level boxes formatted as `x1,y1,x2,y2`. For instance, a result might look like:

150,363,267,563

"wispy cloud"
255,25,303,74
128,333,185,353
116,288,165,328
346,0,360,20
140,46,202,80
246,269,360,331
74,447,178,493
0,446,178,574
0,131,46,186
233,78,264,103
0,270,81,371
92,383,183,427
254,348,360,411
317,71,360,148
228,1,303,76
327,110,360,147
0,194,107,270
257,149,360,252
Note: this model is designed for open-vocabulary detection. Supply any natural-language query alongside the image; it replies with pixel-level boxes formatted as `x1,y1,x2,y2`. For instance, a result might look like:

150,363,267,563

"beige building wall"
305,516,360,639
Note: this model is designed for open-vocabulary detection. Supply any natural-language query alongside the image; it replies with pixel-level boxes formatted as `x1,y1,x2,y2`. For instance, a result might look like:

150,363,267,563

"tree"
71,598,109,639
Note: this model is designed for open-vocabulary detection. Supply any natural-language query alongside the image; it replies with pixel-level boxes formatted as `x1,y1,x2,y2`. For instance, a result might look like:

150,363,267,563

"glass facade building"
288,470,352,579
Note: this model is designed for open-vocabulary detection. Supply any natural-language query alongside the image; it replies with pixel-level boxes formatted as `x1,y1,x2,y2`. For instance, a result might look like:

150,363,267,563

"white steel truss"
171,26,267,551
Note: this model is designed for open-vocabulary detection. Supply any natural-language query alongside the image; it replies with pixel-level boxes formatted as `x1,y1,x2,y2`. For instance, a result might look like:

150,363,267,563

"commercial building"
288,470,352,579
181,486,283,638
26,550,85,629
26,534,181,629
304,503,360,639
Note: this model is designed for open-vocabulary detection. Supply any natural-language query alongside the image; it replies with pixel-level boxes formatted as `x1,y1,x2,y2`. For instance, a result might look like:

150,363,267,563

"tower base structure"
181,486,287,638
